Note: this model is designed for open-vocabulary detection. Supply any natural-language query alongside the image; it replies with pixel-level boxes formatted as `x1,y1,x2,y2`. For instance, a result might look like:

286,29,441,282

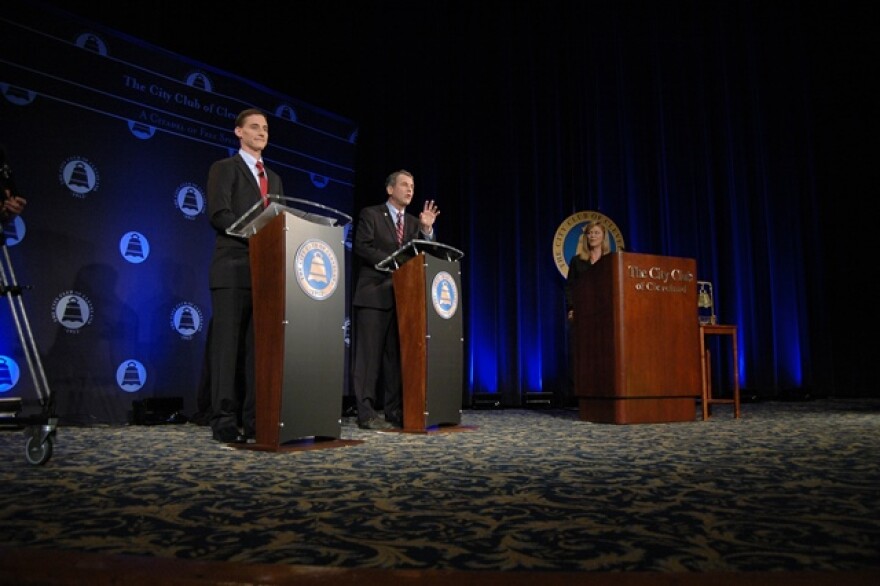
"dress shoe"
212,428,255,444
358,417,393,430
212,428,240,443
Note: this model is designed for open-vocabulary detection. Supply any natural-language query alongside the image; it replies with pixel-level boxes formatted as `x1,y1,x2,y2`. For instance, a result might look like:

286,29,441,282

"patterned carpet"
2,399,879,574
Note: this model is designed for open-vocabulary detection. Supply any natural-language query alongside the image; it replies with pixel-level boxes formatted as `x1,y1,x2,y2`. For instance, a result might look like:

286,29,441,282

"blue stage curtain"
354,1,850,406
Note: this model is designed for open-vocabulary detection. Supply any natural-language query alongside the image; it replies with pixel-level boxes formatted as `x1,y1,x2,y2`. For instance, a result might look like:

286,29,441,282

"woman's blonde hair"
576,220,610,260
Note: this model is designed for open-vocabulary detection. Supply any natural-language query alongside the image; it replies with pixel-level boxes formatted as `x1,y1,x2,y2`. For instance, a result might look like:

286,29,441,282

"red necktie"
396,211,404,246
255,161,269,207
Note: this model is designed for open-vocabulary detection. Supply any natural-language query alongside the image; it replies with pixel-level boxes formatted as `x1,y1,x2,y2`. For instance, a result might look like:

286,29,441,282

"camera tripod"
1,226,57,465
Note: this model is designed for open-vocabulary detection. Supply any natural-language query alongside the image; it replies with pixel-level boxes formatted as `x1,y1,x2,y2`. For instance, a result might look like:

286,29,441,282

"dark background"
24,0,880,402
43,2,875,212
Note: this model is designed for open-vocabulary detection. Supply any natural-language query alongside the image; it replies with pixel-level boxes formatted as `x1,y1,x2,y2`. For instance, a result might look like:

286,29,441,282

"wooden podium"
230,197,351,449
382,240,465,432
572,251,701,424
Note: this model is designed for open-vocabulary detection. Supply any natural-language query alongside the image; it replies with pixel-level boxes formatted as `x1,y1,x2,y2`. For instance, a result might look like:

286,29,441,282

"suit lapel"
384,207,398,243
234,154,261,198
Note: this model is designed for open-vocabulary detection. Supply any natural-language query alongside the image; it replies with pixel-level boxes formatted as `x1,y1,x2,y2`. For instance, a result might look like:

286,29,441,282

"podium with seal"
377,240,465,432
571,250,701,424
228,196,352,449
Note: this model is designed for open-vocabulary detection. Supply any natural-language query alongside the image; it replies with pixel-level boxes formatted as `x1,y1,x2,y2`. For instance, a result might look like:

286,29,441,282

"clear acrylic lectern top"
226,195,352,239
375,239,465,272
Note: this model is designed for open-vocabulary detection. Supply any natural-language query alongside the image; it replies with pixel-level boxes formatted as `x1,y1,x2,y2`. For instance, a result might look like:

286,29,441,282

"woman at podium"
564,219,611,322
562,219,611,408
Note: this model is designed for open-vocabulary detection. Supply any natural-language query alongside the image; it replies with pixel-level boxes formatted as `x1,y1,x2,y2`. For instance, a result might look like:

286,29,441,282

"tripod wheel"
24,433,53,466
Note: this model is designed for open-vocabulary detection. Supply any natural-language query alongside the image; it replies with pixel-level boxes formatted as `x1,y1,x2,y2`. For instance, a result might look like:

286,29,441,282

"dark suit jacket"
206,153,283,289
352,203,422,310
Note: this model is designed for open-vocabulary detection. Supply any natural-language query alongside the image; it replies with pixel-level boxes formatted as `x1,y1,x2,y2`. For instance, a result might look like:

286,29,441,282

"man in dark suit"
205,108,284,443
350,169,439,430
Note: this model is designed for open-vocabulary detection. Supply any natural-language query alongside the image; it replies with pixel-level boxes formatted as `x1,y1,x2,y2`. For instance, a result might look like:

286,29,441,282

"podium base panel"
228,438,364,453
398,423,477,435
578,397,696,424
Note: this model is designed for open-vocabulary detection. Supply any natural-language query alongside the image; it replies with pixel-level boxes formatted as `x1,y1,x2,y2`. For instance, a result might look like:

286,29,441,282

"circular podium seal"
294,239,340,300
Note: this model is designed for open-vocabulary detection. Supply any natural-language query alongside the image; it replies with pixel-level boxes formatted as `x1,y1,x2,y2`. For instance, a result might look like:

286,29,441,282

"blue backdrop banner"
0,2,356,424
